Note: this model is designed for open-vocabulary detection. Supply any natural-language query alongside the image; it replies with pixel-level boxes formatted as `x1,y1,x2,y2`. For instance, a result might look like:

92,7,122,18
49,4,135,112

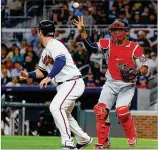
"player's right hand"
19,70,29,80
73,16,85,32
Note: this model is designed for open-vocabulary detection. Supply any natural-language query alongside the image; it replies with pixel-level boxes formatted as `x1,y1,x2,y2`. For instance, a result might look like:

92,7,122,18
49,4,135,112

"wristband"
28,71,36,78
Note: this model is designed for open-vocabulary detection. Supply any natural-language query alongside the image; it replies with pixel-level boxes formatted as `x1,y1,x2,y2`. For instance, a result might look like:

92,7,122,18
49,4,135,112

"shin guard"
93,103,110,146
116,106,137,139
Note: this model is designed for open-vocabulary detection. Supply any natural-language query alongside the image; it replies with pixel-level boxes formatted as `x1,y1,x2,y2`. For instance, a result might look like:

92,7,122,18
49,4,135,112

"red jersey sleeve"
133,45,144,58
98,38,109,49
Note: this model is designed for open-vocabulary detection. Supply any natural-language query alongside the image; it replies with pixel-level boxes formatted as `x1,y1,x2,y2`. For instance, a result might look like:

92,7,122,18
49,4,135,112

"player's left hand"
39,77,51,89
73,16,85,32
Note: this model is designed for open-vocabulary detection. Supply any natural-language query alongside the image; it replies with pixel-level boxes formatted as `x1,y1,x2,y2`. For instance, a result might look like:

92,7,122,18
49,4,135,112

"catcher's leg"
94,103,110,149
116,84,137,147
93,81,117,149
116,106,137,147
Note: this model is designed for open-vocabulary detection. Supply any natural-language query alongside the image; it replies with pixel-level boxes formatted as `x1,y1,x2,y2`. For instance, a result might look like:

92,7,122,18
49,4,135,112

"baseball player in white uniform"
19,20,92,150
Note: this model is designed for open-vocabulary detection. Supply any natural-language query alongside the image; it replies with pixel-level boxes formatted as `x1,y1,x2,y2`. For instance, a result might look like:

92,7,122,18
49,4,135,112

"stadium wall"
77,108,158,139
132,112,157,139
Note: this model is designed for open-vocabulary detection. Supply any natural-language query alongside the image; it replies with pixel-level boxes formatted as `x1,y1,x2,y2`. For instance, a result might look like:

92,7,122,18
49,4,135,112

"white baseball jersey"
39,39,81,82
39,39,90,146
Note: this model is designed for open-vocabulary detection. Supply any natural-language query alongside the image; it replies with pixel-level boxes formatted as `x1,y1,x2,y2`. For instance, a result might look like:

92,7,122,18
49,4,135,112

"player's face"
110,29,128,45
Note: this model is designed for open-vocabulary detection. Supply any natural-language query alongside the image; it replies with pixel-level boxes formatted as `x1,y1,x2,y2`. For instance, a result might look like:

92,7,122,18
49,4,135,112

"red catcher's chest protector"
99,39,137,80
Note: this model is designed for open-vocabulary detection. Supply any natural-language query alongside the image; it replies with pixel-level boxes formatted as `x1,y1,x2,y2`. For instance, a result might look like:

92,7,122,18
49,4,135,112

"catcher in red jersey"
73,17,148,149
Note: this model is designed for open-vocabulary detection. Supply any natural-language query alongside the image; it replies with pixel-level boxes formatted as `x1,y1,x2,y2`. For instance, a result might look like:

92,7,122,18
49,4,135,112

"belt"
57,75,82,86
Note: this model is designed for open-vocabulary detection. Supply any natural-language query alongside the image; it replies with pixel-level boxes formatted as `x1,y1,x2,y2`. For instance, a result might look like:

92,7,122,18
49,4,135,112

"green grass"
1,136,158,149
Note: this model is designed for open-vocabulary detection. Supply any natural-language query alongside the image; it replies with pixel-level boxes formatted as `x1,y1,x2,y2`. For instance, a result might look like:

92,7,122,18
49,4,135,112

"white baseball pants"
99,80,135,110
49,78,90,146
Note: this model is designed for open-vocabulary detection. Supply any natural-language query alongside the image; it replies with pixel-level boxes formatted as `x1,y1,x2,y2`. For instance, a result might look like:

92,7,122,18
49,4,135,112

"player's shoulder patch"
139,55,147,62
99,38,110,49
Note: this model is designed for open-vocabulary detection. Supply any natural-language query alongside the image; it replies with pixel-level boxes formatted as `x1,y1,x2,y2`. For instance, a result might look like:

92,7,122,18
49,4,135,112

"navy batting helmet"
38,20,55,36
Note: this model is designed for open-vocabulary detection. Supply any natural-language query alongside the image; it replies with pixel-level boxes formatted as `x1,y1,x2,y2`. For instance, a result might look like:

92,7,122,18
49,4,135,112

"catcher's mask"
109,20,130,45
38,20,55,37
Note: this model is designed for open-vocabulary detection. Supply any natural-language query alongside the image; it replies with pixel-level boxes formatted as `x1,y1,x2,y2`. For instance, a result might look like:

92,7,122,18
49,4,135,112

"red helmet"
109,20,130,45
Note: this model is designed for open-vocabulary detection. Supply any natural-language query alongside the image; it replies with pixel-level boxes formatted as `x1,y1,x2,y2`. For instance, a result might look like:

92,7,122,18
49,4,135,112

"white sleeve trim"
132,44,139,59
97,39,110,55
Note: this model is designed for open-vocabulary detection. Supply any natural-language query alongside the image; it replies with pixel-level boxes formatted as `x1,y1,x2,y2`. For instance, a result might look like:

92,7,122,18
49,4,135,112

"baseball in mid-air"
73,2,79,9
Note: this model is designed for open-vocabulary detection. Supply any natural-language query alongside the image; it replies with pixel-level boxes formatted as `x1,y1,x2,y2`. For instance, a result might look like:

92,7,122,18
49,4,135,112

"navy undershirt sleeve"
83,37,99,53
47,56,66,78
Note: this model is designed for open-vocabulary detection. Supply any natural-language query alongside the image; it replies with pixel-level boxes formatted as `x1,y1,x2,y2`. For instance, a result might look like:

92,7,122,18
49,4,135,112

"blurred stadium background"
1,0,158,149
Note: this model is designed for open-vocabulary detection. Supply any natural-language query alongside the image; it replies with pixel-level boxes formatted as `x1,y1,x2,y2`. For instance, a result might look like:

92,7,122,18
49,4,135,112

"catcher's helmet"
109,19,130,32
38,20,55,36
109,19,130,45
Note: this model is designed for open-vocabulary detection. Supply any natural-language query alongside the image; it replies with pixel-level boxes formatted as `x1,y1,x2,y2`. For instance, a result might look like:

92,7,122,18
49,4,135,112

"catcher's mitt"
117,63,138,83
